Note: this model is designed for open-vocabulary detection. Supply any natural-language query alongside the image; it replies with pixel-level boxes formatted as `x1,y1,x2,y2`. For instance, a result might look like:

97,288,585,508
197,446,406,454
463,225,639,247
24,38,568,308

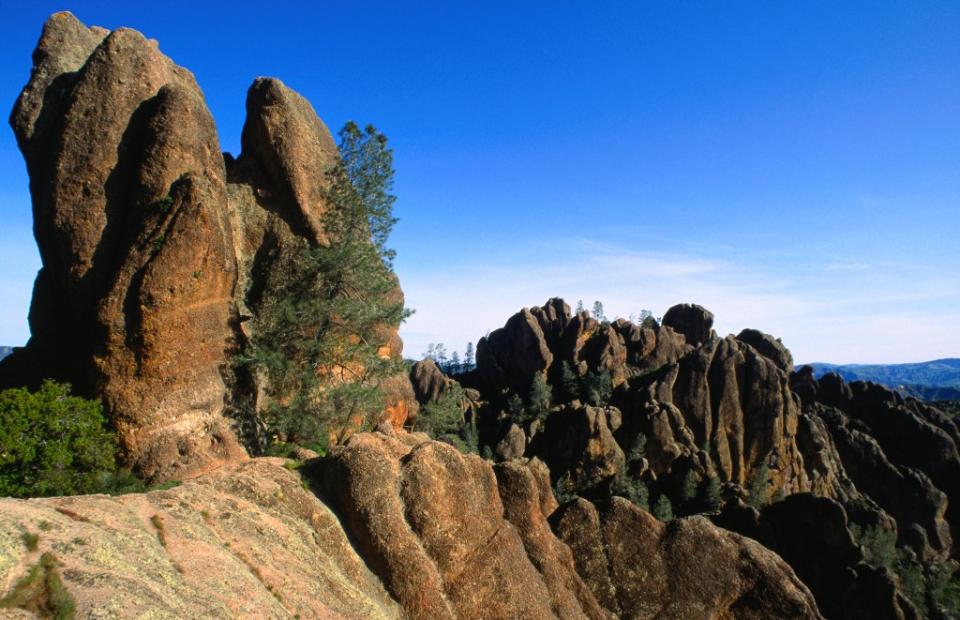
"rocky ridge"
0,429,823,619
413,298,960,618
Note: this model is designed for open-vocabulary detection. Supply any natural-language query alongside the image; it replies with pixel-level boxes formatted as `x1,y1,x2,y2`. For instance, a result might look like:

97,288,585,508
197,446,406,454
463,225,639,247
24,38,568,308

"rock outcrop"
0,13,412,481
456,298,960,618
0,431,826,619
2,12,245,483
315,429,820,619
552,496,823,619
0,458,401,618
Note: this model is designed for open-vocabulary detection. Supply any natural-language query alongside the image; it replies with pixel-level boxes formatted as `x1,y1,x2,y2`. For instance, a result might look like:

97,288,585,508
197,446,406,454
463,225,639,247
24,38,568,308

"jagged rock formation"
441,298,960,619
463,298,846,502
0,13,411,481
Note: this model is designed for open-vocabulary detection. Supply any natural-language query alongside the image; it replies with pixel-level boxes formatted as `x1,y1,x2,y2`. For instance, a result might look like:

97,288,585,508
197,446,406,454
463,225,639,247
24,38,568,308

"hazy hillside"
804,358,960,395
0,346,11,361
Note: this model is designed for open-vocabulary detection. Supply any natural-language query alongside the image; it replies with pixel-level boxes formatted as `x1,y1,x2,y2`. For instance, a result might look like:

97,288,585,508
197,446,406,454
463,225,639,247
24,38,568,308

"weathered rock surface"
792,369,959,558
474,299,841,505
1,11,245,482
552,496,824,619
0,459,401,619
317,430,594,619
0,431,832,619
529,404,626,495
409,358,456,405
461,299,960,618
661,303,715,348
0,13,414,479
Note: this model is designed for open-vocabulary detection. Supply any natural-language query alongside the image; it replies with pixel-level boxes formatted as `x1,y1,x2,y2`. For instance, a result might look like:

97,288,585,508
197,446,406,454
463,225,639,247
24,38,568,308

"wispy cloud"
397,237,960,365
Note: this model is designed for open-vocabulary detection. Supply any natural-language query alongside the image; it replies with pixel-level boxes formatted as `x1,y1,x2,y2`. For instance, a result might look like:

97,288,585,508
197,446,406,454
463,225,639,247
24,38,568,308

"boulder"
475,308,553,396
552,497,824,619
529,404,625,494
661,303,715,347
737,328,795,373
1,13,414,478
409,358,453,405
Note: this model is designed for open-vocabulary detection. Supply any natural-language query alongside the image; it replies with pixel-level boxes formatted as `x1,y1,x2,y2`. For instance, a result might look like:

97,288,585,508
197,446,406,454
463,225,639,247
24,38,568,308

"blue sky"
1,2,958,363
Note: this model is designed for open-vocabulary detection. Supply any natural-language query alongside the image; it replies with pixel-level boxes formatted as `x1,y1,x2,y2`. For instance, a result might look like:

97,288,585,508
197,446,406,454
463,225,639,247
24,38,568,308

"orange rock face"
1,12,413,481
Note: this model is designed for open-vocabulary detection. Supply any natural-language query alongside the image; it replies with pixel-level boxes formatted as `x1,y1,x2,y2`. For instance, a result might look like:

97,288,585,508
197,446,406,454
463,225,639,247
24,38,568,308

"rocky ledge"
0,430,821,619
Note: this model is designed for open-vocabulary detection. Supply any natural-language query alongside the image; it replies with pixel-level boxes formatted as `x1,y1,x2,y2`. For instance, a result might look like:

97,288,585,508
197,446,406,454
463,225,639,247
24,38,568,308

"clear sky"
1,2,958,364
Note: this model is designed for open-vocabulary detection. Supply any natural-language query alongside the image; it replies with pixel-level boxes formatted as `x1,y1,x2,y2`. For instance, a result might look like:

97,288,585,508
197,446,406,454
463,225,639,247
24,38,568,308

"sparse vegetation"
553,473,577,505
581,369,612,407
703,474,722,512
653,495,674,522
416,383,477,454
0,552,75,619
747,463,770,509
147,195,175,214
151,233,166,254
611,471,649,510
240,122,409,450
526,373,552,423
0,381,143,498
680,470,698,504
22,531,39,551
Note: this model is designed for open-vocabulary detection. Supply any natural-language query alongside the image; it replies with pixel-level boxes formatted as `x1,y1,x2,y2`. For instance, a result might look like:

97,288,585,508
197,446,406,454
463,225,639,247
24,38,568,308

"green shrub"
849,523,897,570
611,471,649,511
680,470,698,503
703,474,722,512
626,433,647,465
0,381,141,498
653,495,674,521
581,369,612,407
147,195,174,214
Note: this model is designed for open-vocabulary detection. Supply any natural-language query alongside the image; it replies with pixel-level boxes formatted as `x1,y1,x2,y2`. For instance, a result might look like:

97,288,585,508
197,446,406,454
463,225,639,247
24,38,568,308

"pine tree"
591,300,606,322
582,369,612,406
638,309,656,328
627,432,647,465
449,351,462,375
576,299,585,314
507,393,525,419
464,342,475,370
653,495,674,521
681,469,698,504
704,474,722,511
434,343,448,370
527,373,552,422
558,361,580,402
243,122,409,449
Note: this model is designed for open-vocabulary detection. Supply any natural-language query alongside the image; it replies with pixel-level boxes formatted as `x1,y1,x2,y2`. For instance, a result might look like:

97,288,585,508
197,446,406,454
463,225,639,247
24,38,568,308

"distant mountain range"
0,346,11,362
802,358,960,401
